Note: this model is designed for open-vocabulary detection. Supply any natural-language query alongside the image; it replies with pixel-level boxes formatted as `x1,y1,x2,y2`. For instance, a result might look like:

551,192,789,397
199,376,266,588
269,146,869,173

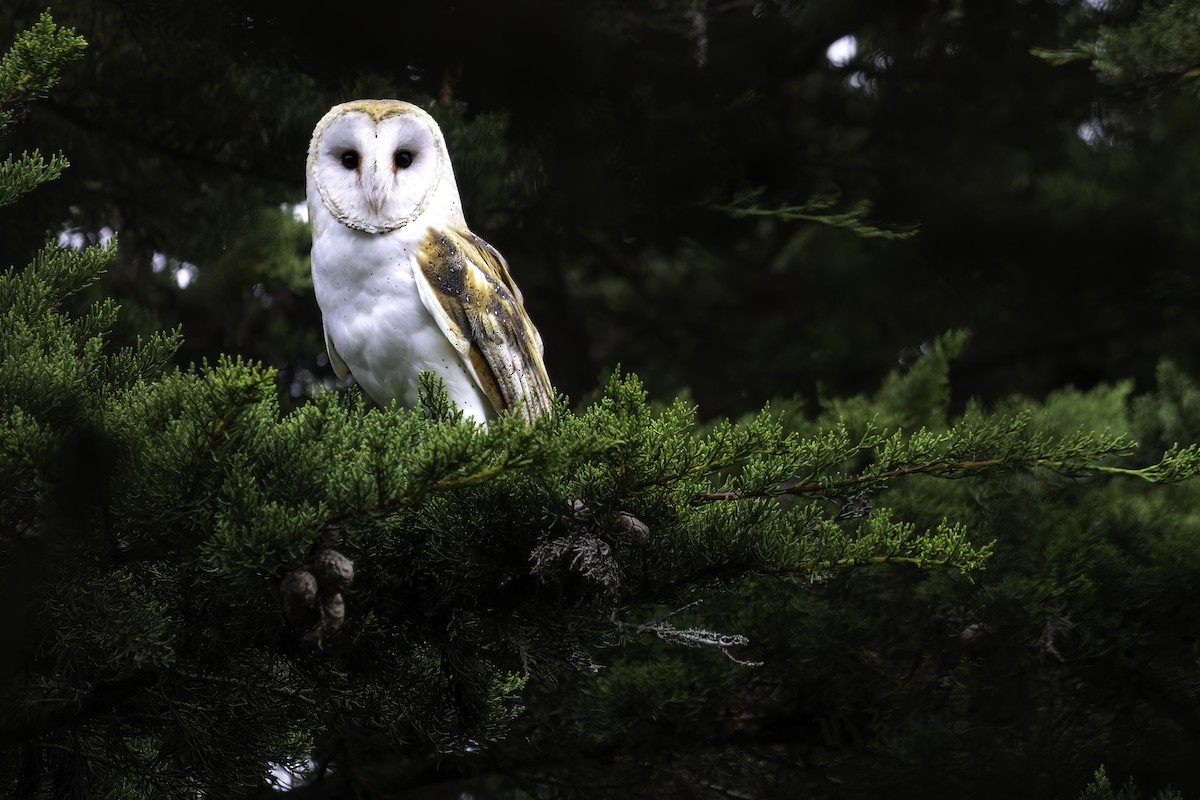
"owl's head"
306,100,463,235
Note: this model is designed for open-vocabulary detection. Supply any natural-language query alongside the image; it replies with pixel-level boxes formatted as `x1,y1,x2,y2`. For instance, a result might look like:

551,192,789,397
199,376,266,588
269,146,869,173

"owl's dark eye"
394,150,414,169
340,151,359,170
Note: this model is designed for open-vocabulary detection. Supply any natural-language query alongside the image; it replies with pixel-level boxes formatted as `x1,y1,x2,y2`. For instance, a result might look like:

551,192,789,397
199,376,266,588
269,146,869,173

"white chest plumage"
306,99,553,422
309,207,491,419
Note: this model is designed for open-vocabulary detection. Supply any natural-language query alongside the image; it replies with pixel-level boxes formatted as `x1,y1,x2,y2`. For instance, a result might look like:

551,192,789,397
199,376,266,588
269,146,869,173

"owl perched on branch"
306,99,552,422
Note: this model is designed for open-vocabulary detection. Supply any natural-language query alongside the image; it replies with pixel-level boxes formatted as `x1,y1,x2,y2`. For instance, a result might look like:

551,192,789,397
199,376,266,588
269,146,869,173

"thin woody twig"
696,459,1013,502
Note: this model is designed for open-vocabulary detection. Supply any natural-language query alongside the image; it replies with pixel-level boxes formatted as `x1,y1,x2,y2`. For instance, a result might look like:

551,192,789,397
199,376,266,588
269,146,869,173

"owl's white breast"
309,199,491,419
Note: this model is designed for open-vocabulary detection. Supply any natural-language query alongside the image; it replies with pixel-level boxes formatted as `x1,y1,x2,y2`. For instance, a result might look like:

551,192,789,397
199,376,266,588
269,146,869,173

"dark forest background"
5,0,1197,417
4,2,1200,798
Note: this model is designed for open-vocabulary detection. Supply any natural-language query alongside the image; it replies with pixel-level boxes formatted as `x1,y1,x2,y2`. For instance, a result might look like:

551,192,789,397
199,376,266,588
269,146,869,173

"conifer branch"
696,458,1007,501
0,12,86,128
0,669,159,749
323,453,534,524
0,151,69,207
1089,443,1200,484
639,453,754,488
625,602,762,666
711,189,919,240
694,452,1157,503
759,555,925,573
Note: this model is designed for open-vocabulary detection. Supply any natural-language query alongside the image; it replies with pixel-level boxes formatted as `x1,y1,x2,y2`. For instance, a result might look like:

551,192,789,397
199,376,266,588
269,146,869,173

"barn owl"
306,99,552,422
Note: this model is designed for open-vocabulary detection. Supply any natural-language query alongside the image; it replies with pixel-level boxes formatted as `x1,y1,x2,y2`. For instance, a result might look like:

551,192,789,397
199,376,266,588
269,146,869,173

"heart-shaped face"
307,99,460,234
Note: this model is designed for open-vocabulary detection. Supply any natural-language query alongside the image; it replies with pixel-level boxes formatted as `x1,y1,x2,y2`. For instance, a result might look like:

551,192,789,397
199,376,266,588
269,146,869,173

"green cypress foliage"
0,10,82,208
508,338,1200,798
3,11,1200,800
1035,1,1200,95
1080,766,1184,800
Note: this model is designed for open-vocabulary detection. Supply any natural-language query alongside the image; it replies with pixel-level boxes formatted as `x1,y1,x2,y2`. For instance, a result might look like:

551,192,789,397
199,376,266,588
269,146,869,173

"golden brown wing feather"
414,227,552,420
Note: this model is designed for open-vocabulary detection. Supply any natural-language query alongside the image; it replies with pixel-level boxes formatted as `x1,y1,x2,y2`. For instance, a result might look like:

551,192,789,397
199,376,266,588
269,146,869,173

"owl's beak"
365,170,390,215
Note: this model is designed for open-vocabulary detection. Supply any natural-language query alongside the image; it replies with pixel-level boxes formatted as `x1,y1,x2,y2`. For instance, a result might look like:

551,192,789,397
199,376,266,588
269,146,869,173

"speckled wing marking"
414,227,552,420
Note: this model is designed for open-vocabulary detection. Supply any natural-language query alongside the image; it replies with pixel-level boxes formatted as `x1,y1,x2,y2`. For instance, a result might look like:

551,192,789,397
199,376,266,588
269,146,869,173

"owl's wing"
413,227,553,420
323,321,351,380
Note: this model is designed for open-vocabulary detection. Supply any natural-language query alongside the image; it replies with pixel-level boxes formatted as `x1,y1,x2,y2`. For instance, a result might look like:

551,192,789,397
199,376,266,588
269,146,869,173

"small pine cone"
959,622,994,646
616,511,650,542
320,592,345,636
280,570,319,624
299,623,323,648
298,594,346,648
312,548,354,594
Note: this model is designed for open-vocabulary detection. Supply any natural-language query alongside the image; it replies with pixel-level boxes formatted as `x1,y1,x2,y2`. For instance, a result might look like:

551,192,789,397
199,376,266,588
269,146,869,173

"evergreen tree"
479,340,1200,799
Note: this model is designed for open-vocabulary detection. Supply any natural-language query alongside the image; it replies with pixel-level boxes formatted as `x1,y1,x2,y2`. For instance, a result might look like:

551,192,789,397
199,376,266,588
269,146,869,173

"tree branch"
0,669,159,749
